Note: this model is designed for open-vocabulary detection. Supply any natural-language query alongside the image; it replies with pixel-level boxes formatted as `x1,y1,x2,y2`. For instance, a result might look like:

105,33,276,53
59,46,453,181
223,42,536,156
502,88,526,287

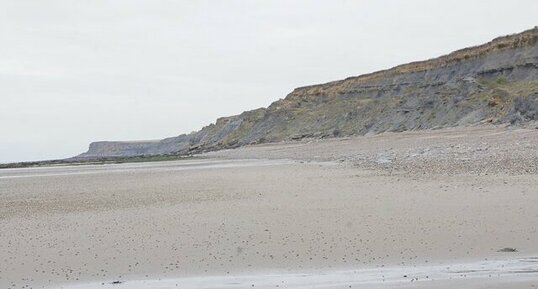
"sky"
1,0,537,163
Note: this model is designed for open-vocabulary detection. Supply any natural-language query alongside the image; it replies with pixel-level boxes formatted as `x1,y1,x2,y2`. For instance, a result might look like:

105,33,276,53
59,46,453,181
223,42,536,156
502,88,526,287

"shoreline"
0,158,297,179
2,127,537,289
54,255,538,289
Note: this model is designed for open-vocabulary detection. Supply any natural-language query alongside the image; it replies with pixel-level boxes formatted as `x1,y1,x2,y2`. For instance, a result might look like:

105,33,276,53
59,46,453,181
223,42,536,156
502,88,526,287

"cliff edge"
79,28,538,158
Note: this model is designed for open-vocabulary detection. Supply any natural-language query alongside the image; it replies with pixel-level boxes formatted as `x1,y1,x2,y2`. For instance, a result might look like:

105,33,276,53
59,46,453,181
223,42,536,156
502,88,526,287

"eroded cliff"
79,28,538,158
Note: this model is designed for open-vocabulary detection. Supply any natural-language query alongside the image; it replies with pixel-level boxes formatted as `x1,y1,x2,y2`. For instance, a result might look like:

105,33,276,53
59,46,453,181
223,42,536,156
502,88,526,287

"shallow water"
56,256,538,289
0,159,294,179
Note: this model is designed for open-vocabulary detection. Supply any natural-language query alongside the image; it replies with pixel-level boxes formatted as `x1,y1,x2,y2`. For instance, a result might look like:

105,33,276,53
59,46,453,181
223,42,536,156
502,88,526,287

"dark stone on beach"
497,247,518,252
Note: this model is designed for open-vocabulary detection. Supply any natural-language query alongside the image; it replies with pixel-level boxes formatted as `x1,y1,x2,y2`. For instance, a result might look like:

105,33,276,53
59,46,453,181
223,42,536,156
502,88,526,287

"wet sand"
1,127,538,289
54,256,538,289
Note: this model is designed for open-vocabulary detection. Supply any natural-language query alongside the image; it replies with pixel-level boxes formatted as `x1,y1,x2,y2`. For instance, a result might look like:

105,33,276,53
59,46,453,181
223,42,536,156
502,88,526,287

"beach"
1,126,538,289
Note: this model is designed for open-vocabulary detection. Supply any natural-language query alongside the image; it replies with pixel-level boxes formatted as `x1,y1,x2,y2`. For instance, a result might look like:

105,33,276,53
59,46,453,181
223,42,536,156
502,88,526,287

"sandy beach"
1,126,538,289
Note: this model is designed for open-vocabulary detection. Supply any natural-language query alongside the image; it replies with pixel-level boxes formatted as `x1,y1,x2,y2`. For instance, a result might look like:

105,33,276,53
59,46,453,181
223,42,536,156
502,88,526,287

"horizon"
1,0,538,163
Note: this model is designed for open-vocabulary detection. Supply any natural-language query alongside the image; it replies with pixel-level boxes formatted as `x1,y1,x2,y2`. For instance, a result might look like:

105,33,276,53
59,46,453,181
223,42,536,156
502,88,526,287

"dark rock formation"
78,28,538,158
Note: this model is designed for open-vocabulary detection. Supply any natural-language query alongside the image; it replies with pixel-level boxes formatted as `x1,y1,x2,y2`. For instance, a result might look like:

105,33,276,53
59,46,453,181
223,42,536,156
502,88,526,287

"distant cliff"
79,28,538,158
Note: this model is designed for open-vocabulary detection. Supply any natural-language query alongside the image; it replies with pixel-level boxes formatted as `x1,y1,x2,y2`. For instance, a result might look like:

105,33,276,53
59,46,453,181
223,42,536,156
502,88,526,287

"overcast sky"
1,0,537,163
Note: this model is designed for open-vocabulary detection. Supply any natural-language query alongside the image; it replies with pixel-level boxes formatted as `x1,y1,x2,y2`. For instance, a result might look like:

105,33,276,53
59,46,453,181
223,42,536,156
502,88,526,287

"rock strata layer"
79,28,538,158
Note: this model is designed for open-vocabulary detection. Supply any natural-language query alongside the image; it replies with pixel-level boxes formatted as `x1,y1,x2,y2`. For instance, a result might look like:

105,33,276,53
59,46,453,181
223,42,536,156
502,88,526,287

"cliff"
79,27,538,158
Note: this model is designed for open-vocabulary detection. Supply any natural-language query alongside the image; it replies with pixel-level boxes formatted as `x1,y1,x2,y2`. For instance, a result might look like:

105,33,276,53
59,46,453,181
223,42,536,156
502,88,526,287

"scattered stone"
497,247,518,252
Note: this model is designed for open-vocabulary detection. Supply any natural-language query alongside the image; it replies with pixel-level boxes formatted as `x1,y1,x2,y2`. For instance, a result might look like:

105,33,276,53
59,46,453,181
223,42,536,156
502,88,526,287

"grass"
495,76,509,85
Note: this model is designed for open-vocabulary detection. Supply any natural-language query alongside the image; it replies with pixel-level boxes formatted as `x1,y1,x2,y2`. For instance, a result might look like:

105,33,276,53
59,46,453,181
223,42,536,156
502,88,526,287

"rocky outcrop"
78,28,538,158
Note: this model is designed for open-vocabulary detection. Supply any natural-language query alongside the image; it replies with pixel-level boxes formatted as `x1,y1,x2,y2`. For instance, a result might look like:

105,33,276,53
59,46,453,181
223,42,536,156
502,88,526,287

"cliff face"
79,28,538,158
